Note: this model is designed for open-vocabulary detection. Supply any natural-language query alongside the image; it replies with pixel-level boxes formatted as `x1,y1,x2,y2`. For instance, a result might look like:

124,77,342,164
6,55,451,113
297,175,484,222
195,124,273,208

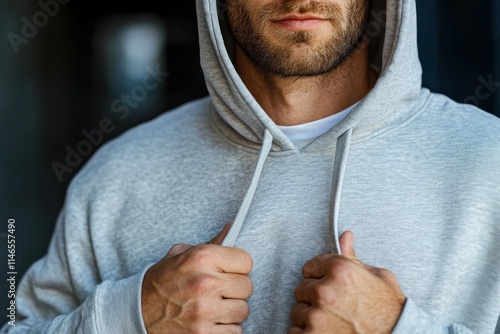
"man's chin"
264,57,338,78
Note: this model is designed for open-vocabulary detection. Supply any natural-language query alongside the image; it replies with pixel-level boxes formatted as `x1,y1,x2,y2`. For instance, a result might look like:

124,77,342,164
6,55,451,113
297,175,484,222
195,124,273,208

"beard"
227,1,369,77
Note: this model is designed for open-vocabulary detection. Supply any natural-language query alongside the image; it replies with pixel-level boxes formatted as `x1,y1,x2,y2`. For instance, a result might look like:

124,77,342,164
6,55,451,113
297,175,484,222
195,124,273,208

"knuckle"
235,301,250,321
233,249,253,272
241,275,254,296
302,260,315,274
328,259,355,277
304,308,323,327
308,283,336,305
313,284,335,305
378,268,400,285
375,267,393,279
189,301,210,321
294,279,311,297
331,258,351,271
293,284,302,300
379,268,395,278
187,274,218,295
185,246,213,265
309,284,322,300
243,251,254,269
290,303,309,323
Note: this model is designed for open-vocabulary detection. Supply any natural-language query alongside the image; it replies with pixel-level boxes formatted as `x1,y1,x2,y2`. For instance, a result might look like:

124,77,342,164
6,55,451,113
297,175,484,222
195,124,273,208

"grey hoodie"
2,0,500,333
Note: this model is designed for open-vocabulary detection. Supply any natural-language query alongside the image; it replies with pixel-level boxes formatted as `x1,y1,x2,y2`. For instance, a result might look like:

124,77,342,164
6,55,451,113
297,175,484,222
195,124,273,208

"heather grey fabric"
2,0,500,333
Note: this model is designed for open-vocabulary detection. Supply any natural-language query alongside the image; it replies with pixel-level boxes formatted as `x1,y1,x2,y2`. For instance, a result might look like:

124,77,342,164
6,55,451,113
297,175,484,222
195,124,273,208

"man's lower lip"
273,19,328,30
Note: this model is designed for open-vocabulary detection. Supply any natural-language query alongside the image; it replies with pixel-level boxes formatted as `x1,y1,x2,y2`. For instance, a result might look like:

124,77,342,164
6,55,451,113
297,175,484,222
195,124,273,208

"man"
2,0,499,333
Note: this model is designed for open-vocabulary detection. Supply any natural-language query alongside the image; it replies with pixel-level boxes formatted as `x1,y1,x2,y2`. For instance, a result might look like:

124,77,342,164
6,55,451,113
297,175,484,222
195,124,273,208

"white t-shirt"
278,103,359,141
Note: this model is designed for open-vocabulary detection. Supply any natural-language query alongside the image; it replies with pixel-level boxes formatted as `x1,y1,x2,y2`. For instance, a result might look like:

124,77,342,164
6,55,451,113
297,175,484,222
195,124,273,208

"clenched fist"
289,231,406,334
142,223,253,334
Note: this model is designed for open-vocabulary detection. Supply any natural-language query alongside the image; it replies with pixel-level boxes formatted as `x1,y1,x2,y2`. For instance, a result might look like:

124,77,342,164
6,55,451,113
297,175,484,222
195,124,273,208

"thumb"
339,230,360,261
206,222,233,245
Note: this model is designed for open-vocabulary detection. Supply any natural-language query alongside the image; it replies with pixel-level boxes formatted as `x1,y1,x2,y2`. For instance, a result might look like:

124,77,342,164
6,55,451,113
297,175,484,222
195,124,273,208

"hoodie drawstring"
222,127,353,254
328,128,353,254
222,129,274,247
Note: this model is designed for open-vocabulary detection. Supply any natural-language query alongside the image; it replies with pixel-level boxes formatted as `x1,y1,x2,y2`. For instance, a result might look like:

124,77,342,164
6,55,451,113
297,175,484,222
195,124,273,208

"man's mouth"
272,14,330,31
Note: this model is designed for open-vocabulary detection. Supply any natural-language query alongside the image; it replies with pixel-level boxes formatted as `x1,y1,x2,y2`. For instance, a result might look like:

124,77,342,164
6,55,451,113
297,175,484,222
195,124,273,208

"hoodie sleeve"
0,209,152,334
392,298,478,334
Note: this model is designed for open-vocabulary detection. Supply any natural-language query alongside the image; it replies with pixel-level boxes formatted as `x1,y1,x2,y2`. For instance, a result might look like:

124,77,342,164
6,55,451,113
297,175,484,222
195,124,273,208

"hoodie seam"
209,106,299,156
208,105,263,154
350,93,432,146
209,94,431,151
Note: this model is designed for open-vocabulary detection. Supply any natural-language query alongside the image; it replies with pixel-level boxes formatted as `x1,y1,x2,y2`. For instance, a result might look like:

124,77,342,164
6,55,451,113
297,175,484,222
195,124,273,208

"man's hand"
289,231,406,334
142,223,253,334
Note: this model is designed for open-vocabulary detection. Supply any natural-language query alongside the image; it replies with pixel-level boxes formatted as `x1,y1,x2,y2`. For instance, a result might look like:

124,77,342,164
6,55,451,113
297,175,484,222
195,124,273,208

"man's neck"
234,43,377,126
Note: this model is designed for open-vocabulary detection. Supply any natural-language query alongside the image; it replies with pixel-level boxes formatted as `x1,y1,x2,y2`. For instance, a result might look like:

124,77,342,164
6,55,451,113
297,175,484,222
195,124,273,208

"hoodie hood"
196,0,425,152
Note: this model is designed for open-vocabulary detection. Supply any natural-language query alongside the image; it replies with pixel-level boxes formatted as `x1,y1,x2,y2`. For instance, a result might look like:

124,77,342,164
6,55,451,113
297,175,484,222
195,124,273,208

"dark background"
1,0,499,318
